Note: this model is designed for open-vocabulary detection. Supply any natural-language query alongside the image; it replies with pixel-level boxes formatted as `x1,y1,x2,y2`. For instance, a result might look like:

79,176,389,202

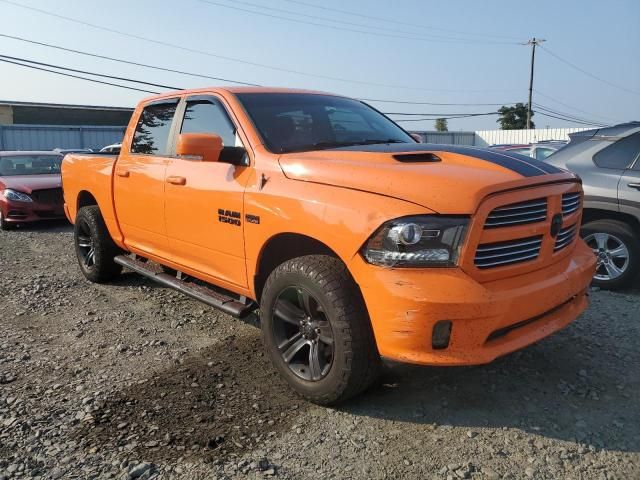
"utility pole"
525,37,545,129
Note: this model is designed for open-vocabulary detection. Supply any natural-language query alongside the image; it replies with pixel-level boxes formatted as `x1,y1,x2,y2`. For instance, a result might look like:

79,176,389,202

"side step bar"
114,255,257,319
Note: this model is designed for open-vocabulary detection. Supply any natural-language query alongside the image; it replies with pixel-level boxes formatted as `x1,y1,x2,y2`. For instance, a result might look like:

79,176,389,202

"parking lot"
0,222,637,479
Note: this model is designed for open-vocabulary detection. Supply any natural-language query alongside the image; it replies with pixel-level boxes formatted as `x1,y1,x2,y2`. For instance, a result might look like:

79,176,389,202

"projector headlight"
362,216,469,267
3,189,33,202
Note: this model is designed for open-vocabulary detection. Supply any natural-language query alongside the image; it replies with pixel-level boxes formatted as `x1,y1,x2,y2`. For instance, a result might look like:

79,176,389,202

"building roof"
0,100,133,112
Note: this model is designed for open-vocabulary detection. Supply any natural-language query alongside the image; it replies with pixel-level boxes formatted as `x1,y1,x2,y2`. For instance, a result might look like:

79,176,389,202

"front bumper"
0,198,66,223
349,239,596,366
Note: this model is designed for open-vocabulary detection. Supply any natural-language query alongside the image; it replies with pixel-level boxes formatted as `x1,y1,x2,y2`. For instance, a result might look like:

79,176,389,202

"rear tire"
260,255,380,405
581,219,639,290
74,206,122,283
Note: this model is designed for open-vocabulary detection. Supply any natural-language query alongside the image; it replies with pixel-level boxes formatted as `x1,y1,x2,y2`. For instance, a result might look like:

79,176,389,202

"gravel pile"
0,222,638,479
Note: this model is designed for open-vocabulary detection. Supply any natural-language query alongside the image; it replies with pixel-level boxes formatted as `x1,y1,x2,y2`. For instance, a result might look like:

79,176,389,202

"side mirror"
410,133,423,143
176,133,223,162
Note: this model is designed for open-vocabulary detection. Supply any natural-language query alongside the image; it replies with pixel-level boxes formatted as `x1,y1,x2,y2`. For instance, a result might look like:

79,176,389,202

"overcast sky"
0,0,638,131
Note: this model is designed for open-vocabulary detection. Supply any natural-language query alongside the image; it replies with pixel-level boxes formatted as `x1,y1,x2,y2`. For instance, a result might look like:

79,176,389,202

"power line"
279,0,521,41
534,110,605,127
361,97,516,106
534,89,618,123
385,111,501,117
395,112,501,122
0,54,182,91
198,0,518,45
0,0,521,93
533,103,609,127
540,46,640,96
0,57,160,94
0,33,260,86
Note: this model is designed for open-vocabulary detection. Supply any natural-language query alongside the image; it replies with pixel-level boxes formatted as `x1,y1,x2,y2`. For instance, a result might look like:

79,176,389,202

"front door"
164,96,251,288
114,99,180,257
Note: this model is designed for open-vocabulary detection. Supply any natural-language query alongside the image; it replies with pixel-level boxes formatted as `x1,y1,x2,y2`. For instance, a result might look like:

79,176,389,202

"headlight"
3,189,33,202
362,216,468,267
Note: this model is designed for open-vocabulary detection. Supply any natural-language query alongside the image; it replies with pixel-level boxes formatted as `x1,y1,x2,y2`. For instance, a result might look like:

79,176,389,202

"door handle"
166,176,187,186
628,182,640,190
115,169,130,178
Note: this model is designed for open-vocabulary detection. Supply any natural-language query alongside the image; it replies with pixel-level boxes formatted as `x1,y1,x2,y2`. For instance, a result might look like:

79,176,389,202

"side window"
131,101,178,155
536,147,555,160
510,147,532,157
181,99,236,147
593,132,640,169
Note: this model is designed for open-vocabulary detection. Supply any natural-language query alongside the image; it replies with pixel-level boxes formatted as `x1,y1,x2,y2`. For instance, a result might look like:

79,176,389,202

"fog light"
432,320,452,350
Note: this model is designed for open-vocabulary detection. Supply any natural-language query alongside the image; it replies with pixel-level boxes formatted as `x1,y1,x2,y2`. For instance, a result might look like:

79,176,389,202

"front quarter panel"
243,164,434,297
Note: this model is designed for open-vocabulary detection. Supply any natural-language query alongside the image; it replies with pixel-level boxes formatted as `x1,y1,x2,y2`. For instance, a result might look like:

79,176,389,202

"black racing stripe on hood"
331,143,563,177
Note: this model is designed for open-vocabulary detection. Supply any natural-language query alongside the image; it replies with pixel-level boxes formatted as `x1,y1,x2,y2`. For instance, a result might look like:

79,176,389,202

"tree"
434,118,448,132
497,103,534,130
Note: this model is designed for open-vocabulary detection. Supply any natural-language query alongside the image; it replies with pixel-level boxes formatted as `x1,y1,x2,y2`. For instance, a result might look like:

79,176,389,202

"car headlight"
3,189,33,202
362,216,469,267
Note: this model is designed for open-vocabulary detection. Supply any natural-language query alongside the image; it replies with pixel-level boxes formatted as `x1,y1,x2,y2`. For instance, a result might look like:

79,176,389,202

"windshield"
236,93,414,153
0,155,63,176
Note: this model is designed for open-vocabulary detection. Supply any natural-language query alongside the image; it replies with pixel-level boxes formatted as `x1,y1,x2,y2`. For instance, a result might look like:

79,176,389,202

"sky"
0,0,638,131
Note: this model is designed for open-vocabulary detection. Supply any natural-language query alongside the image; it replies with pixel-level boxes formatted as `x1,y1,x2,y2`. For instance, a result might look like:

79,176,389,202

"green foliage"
434,118,448,132
497,103,534,130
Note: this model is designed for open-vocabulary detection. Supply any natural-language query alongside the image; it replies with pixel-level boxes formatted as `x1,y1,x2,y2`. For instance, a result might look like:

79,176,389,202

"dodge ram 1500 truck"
61,87,597,405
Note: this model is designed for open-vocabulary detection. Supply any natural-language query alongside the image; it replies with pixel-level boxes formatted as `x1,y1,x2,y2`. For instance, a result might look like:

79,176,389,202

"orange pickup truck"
62,87,596,404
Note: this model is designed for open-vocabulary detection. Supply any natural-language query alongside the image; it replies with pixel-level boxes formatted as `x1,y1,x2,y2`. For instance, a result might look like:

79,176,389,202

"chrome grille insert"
485,198,547,228
562,192,581,216
475,236,543,269
554,224,578,252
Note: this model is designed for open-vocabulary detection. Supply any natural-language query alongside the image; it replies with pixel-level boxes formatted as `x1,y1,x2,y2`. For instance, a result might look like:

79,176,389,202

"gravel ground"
0,221,638,480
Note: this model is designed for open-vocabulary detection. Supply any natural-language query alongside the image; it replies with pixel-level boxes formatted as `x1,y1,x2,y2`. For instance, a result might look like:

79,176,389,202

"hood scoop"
392,152,441,163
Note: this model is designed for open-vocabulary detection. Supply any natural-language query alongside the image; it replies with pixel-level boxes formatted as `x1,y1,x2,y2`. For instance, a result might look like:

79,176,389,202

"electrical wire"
198,0,519,45
533,110,606,127
360,97,516,106
533,103,609,127
0,54,182,91
279,0,522,41
534,89,618,123
0,33,260,86
540,46,640,96
0,57,160,94
0,0,521,93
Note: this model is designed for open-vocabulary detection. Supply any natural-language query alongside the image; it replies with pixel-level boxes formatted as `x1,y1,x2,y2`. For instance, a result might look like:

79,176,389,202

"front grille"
554,224,578,252
562,192,581,216
475,235,543,269
484,198,547,228
31,188,63,205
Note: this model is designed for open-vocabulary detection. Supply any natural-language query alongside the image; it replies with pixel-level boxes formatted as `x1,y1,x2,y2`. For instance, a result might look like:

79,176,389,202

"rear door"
113,99,179,256
616,133,640,218
164,95,252,288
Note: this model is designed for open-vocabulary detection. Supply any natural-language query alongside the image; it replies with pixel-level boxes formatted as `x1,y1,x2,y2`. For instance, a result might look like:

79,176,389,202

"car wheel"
74,206,123,283
260,255,380,405
0,210,14,231
581,219,639,290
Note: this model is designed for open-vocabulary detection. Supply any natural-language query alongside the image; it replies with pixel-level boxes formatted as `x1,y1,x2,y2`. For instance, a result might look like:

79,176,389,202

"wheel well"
254,233,339,301
77,191,98,211
582,208,640,236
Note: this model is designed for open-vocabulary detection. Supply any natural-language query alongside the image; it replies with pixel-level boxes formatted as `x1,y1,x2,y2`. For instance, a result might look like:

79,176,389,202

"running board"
114,255,257,319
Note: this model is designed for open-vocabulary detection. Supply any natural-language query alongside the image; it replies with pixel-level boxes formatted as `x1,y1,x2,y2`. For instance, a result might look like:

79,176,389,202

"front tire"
74,206,122,283
260,255,380,405
581,219,639,290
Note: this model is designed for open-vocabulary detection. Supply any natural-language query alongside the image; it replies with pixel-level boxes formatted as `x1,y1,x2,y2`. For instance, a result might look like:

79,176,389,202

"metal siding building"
0,100,132,151
410,131,476,145
0,124,126,150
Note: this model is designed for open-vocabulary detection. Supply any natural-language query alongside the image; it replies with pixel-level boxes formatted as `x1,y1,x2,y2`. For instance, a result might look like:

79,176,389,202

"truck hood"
0,174,62,194
278,143,572,214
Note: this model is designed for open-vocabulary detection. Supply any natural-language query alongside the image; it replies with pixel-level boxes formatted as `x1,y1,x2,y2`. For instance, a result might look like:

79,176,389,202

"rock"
128,462,153,479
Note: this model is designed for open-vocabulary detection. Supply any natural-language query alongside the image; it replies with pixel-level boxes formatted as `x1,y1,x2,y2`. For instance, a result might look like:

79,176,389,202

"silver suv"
547,122,640,289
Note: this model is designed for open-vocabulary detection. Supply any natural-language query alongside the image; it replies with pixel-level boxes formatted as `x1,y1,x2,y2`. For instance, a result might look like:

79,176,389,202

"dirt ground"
0,221,638,479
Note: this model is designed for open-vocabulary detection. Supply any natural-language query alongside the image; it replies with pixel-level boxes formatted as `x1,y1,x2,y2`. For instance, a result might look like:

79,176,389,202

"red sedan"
0,151,65,230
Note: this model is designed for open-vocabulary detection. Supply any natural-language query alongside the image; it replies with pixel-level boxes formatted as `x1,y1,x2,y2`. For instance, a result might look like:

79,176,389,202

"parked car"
490,141,567,161
547,122,640,289
0,151,65,230
61,87,595,404
54,148,94,155
99,143,122,154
